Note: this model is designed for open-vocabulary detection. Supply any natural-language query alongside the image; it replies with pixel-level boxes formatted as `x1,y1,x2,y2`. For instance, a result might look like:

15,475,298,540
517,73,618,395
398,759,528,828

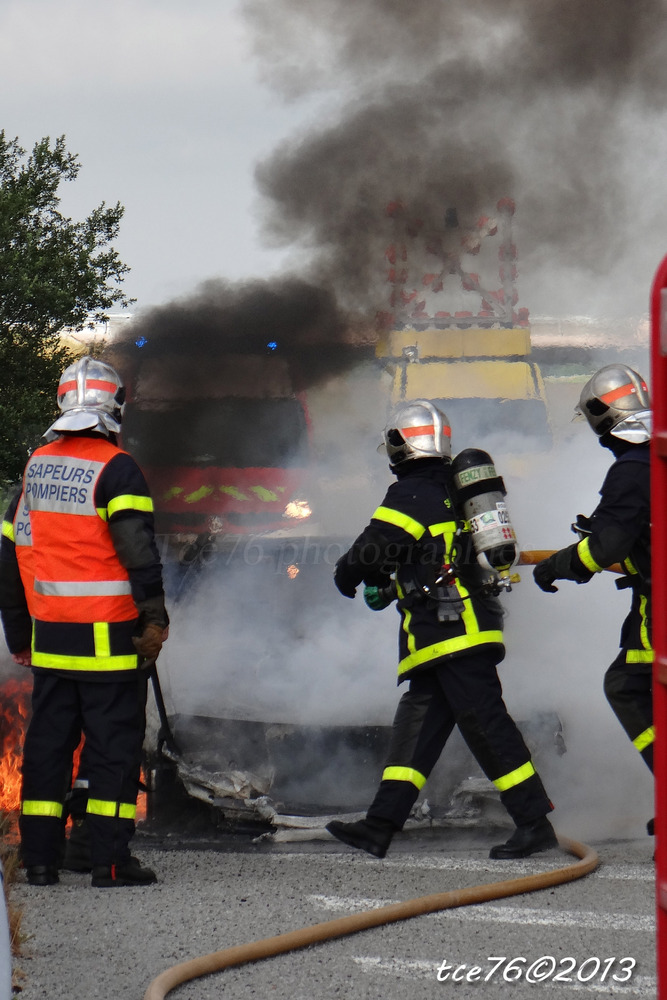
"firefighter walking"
0,357,168,887
327,399,556,860
533,365,653,778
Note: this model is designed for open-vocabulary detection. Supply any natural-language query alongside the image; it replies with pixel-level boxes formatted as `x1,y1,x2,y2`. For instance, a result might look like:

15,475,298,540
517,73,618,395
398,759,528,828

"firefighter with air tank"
533,365,653,795
328,398,557,860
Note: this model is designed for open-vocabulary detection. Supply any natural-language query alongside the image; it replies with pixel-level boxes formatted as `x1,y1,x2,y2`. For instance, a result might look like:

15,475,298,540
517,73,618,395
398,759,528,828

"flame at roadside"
0,678,31,817
0,677,146,827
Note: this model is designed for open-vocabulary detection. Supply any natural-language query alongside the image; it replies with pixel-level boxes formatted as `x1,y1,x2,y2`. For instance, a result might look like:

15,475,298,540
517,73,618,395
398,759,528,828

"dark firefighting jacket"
335,458,504,682
570,443,651,663
0,432,167,680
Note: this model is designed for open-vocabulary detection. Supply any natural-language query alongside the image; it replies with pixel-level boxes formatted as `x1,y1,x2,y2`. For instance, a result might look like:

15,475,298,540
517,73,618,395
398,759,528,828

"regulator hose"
143,835,598,1000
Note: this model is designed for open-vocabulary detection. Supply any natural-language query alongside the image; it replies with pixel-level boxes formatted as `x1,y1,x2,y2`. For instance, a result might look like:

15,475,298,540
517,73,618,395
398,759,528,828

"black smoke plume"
115,1,666,399
245,0,667,317
110,277,370,394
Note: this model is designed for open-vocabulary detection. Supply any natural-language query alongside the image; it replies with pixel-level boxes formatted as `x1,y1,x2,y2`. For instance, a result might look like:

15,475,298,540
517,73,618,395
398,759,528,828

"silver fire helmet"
44,356,126,440
575,364,651,443
382,399,452,465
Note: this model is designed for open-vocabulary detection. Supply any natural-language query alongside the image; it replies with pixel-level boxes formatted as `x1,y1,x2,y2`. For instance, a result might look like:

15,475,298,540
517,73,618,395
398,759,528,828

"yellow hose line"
519,550,623,574
143,835,599,1000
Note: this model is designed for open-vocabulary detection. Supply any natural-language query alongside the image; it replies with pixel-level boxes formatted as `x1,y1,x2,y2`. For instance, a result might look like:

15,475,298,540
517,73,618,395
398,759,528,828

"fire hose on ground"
142,549,610,998
142,837,599,999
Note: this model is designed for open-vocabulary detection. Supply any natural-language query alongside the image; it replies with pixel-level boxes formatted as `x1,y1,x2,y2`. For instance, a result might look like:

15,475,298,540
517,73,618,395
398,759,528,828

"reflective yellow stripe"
87,799,137,820
219,486,249,500
382,766,427,790
626,650,653,663
185,486,214,504
107,494,154,517
2,519,14,542
250,486,280,501
633,726,655,753
429,520,457,537
458,577,480,635
397,630,504,676
493,760,536,792
21,800,63,818
163,486,183,500
164,484,285,502
93,622,111,658
577,537,603,573
400,603,417,655
639,595,652,652
372,506,426,541
429,520,457,553
31,651,138,672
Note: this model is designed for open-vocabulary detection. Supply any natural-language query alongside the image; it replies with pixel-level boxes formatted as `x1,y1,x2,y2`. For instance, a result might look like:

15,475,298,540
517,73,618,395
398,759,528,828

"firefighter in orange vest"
0,357,168,887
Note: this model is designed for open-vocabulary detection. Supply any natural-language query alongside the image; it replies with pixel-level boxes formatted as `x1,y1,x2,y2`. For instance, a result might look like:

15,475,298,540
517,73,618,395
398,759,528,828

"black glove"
533,544,590,593
334,555,361,598
533,557,560,593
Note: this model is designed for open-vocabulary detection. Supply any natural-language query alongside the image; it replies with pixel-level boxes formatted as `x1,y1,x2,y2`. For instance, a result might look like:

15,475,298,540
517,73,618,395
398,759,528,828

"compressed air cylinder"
451,448,518,571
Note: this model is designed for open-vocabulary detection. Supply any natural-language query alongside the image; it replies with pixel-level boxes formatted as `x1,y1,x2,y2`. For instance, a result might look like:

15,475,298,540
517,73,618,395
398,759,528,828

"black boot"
91,856,158,888
62,818,93,873
326,817,395,859
26,865,59,886
647,817,655,837
489,816,558,860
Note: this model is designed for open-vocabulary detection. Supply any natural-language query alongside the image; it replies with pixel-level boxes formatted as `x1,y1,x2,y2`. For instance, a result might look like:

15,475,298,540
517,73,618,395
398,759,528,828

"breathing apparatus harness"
364,448,520,618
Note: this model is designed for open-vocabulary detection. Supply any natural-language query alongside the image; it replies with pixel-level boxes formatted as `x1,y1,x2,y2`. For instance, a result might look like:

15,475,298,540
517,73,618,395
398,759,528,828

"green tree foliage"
0,132,133,486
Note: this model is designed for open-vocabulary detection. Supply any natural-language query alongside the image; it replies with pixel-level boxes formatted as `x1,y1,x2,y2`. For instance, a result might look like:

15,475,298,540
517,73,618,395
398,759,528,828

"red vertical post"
650,254,667,995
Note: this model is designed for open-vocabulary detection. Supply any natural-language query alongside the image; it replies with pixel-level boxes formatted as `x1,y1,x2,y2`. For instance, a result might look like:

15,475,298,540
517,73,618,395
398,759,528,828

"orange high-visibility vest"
24,436,137,625
12,492,36,615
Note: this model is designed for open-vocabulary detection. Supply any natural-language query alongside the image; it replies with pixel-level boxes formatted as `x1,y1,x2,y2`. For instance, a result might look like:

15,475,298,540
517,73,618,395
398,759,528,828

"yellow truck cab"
377,198,552,458
376,323,552,457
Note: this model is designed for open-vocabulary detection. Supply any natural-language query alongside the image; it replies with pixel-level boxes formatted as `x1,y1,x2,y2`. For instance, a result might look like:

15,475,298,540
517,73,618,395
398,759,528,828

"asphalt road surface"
9,825,656,1000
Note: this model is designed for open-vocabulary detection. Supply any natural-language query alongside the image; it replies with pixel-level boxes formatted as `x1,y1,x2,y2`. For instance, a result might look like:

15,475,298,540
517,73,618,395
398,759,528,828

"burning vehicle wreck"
143,706,566,843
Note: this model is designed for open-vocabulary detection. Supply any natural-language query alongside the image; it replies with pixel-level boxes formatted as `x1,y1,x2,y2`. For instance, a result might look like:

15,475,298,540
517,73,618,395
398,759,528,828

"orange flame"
0,677,31,815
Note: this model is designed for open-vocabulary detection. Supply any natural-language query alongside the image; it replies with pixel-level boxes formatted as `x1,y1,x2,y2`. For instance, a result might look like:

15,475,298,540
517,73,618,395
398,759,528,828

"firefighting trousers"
20,671,148,868
604,654,654,772
366,650,553,830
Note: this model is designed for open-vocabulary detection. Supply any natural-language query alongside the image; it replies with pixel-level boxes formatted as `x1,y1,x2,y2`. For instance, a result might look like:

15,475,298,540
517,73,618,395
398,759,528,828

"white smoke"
157,357,654,838
159,360,400,729
500,427,654,842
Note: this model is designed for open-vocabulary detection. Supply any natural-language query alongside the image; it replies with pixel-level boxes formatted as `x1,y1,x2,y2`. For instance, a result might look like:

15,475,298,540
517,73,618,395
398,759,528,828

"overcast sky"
2,0,667,323
0,1,309,311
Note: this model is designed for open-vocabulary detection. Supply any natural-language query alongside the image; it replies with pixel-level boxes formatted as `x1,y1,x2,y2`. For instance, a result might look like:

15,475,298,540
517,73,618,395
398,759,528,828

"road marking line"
271,852,654,881
308,894,655,932
353,956,436,977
